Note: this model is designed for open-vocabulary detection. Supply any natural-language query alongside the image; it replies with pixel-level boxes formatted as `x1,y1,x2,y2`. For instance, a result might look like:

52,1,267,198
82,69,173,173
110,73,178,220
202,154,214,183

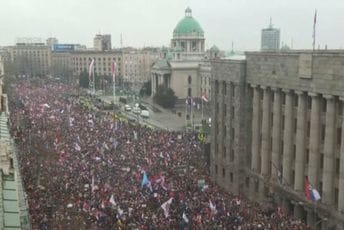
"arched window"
188,75,192,84
188,88,192,97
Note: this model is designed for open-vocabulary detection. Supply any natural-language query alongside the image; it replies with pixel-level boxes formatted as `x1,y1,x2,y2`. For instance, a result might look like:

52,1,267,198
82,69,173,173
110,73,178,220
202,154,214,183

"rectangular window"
321,124,326,142
231,128,235,141
294,118,297,133
336,158,340,175
294,95,299,107
335,188,339,208
322,98,327,112
320,154,324,169
245,177,250,188
230,172,233,182
282,93,286,105
223,104,227,118
319,181,323,196
308,96,312,110
337,127,342,146
306,148,309,164
223,82,227,95
307,121,311,138
223,146,226,158
231,106,235,119
215,165,218,174
222,168,226,178
229,149,234,162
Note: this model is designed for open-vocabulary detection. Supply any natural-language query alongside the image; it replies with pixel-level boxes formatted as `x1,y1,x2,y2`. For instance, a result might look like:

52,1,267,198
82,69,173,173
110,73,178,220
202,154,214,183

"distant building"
0,55,4,76
93,34,111,51
70,50,122,77
46,37,58,49
8,42,52,76
261,19,280,51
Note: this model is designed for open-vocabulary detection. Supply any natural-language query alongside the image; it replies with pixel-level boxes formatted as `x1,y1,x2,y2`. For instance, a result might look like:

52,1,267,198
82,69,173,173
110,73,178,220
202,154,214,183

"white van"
140,110,149,118
124,104,132,111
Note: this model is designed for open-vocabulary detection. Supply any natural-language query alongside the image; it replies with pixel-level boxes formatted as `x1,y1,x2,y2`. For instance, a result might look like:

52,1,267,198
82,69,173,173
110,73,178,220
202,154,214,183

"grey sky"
1,0,343,51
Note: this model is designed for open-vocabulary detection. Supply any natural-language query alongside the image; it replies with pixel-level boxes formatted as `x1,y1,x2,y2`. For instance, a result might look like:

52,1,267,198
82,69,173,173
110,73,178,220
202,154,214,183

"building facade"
151,7,220,101
211,50,344,229
93,34,112,51
70,51,122,77
8,43,52,76
261,20,280,51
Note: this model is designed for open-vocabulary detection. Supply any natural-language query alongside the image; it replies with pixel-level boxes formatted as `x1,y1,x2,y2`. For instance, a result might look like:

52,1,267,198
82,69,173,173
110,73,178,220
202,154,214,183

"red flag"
304,176,311,200
111,61,117,78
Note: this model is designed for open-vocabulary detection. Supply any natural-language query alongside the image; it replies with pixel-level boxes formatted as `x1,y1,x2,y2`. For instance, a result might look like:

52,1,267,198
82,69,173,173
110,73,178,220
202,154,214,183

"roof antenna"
269,17,273,28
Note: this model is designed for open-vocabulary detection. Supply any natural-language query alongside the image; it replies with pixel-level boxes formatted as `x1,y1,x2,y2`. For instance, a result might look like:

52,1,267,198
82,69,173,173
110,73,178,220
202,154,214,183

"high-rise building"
93,34,111,51
46,37,58,49
211,50,344,229
261,19,280,51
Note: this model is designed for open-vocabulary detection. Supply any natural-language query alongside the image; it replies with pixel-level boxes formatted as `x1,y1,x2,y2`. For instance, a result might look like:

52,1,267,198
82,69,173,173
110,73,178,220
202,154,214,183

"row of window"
214,165,234,183
72,57,121,62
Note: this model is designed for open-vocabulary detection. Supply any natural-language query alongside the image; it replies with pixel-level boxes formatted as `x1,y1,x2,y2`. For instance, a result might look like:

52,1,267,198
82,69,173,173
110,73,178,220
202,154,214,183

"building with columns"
211,50,344,229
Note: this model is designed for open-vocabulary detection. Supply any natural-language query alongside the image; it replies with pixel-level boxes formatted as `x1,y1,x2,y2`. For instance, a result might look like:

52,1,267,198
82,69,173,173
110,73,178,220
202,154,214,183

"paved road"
99,96,186,131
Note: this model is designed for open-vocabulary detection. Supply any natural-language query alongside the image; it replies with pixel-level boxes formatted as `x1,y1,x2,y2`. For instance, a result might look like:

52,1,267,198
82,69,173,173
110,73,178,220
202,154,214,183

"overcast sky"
0,0,343,51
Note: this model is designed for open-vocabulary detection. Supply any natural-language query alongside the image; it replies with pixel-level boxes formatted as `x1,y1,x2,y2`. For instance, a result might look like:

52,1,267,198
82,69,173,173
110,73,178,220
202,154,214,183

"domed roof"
210,45,219,52
173,7,204,38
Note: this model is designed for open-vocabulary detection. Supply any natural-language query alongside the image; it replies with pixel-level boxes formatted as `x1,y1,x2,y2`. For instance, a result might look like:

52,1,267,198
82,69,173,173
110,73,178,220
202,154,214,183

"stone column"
308,93,321,187
338,97,344,212
322,95,336,206
251,85,260,173
261,87,271,177
271,88,282,181
294,91,307,192
282,90,293,185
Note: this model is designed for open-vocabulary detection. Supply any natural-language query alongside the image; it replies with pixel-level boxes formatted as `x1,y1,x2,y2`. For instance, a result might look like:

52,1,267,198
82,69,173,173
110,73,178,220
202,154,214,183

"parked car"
132,107,141,114
140,110,150,118
124,104,132,111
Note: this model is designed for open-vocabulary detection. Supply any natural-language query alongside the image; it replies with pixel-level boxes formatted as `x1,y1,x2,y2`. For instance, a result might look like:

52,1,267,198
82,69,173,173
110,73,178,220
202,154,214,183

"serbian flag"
111,61,117,79
161,197,173,218
304,176,311,200
202,94,209,102
89,59,95,80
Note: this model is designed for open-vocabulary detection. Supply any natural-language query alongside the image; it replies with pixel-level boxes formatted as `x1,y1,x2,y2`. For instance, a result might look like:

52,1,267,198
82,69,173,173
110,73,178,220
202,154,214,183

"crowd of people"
9,79,309,229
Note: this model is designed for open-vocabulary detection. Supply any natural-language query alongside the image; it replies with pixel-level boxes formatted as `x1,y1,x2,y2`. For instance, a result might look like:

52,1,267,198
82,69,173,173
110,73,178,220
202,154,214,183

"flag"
89,59,95,80
109,194,116,206
202,94,209,102
311,188,321,201
182,212,189,223
304,176,311,200
313,9,317,39
161,197,173,218
141,171,150,188
111,61,117,80
209,199,217,220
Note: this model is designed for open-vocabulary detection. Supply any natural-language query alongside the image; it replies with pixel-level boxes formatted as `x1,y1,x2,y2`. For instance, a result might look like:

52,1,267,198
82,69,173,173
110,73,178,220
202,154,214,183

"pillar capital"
282,89,292,94
308,92,319,97
323,94,334,100
295,90,304,95
250,84,258,88
271,87,280,92
260,86,269,90
339,96,344,101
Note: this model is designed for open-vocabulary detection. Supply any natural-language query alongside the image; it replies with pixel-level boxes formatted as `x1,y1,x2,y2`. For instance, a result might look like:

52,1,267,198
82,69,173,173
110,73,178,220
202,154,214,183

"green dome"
173,7,204,37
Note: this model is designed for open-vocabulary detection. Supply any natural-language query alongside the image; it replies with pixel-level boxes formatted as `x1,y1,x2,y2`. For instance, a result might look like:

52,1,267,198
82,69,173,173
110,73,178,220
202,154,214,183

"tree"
79,70,89,88
153,84,177,108
139,80,152,97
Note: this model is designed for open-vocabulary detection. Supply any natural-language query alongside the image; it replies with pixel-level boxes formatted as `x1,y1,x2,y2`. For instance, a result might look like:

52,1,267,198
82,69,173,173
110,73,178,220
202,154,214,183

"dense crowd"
9,79,309,229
